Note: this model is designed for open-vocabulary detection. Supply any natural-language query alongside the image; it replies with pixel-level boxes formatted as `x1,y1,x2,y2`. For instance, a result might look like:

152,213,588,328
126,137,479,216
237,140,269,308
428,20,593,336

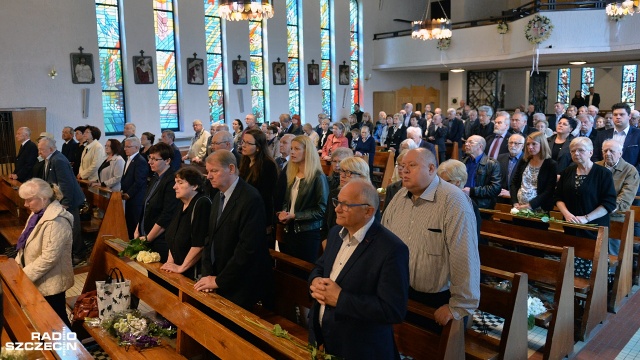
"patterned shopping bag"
96,267,131,319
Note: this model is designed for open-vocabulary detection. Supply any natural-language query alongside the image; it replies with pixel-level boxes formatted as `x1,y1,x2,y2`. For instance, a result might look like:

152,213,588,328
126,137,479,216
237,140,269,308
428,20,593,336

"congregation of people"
10,94,640,358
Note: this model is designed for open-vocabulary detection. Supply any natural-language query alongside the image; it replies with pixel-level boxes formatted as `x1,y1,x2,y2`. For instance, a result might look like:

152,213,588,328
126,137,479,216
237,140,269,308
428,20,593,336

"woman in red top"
321,122,349,160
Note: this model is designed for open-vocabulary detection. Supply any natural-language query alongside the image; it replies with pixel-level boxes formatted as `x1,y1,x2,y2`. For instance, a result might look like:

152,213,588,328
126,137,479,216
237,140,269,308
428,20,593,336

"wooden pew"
445,141,460,160
78,236,309,359
630,205,640,286
75,181,128,250
0,256,93,359
479,210,608,342
465,266,528,360
0,176,28,247
372,151,395,189
607,210,635,313
478,237,575,360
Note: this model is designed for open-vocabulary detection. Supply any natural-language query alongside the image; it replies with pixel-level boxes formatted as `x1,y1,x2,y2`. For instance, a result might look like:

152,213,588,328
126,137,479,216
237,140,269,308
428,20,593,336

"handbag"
71,290,99,322
96,267,131,319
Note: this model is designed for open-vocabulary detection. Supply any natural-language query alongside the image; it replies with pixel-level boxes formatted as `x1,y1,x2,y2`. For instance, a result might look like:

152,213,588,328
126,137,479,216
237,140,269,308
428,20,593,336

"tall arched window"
286,0,301,116
557,68,570,108
204,0,225,123
154,0,179,130
250,20,266,123
349,0,360,108
95,0,126,135
320,0,332,117
622,65,637,110
581,67,595,98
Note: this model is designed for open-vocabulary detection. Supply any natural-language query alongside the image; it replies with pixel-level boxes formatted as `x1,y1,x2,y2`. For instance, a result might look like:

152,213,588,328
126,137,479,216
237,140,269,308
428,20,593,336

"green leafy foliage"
117,238,151,259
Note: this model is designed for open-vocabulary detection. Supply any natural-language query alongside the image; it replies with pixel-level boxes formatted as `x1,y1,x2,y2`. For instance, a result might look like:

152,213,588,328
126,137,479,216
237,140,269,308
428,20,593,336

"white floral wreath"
525,15,553,45
497,21,509,34
437,38,451,50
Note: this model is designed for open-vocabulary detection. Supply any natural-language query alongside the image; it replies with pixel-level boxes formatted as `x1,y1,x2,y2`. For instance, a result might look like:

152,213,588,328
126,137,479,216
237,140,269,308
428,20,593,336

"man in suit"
37,137,86,265
9,127,38,182
464,109,479,141
402,103,414,127
73,126,87,176
525,104,536,128
60,126,78,164
160,130,183,172
595,103,640,169
508,111,531,137
548,102,565,130
472,105,495,139
444,108,464,153
121,123,137,158
484,112,512,159
121,137,150,240
279,113,303,138
309,180,409,359
585,87,601,108
407,126,437,163
578,113,598,144
497,134,524,201
195,150,273,310
210,131,242,164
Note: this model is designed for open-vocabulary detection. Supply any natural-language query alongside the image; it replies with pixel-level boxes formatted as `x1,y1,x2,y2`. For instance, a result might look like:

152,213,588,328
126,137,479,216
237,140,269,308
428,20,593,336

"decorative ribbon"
530,45,540,76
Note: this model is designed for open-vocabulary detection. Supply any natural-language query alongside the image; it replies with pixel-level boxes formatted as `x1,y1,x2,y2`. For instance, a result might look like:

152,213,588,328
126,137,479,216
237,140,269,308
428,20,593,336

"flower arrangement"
0,348,34,360
606,1,636,21
524,15,553,45
497,21,509,34
136,250,161,264
118,238,151,260
100,310,176,349
527,296,547,330
509,208,597,227
437,38,451,51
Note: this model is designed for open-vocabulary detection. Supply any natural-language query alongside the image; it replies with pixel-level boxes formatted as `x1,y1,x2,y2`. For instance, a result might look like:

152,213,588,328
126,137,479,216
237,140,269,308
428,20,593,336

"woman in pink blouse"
321,122,349,160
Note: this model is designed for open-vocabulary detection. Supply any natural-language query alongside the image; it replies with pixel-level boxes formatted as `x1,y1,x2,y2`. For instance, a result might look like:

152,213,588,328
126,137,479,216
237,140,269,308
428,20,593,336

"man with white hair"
472,105,494,139
402,103,414,127
497,134,524,199
444,108,464,147
630,110,640,128
578,114,598,144
10,127,38,182
484,111,512,159
464,110,479,141
406,126,437,164
595,139,639,255
588,105,599,120
463,135,502,210
183,119,210,164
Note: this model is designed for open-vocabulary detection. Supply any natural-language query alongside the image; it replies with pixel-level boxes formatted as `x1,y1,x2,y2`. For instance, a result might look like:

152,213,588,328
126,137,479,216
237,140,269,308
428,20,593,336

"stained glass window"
320,0,332,118
287,0,300,116
250,20,265,123
581,67,595,98
154,0,179,130
622,65,637,110
205,0,225,123
557,68,570,107
349,0,359,109
95,0,126,135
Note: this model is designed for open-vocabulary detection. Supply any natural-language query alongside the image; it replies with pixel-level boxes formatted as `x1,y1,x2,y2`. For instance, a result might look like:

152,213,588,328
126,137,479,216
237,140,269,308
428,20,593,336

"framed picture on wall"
232,60,248,85
133,56,154,84
338,64,349,85
308,63,319,85
272,62,286,85
187,57,205,85
70,53,95,84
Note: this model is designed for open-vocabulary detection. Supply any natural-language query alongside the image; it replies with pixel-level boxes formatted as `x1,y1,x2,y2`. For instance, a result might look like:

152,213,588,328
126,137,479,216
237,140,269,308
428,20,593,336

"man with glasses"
382,148,479,332
471,105,494,139
121,137,150,239
309,180,409,359
497,134,524,201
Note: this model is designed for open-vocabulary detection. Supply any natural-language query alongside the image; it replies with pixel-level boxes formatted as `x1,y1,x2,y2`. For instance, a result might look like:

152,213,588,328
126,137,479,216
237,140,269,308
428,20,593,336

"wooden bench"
465,266,528,360
0,256,93,359
372,151,395,189
478,236,575,360
630,204,640,286
0,176,27,247
445,141,460,160
479,212,608,342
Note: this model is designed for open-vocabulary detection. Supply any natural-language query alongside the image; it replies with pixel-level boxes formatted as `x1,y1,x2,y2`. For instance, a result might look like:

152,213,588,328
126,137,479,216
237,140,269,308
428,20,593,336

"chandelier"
412,0,452,41
218,0,274,21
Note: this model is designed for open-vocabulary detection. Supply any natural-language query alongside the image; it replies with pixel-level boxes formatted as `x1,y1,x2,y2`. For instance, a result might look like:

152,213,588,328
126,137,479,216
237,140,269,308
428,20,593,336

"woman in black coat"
548,116,577,174
571,90,586,108
353,125,376,179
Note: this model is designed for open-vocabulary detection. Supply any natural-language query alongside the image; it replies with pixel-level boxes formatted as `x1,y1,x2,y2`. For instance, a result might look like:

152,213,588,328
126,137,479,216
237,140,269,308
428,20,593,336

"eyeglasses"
148,157,164,162
124,145,136,149
508,142,524,146
464,141,478,145
338,169,362,177
332,198,370,210
212,141,229,146
242,140,256,146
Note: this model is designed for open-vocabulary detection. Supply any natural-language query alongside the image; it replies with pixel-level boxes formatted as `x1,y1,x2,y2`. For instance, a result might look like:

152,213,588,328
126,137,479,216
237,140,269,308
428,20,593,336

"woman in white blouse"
77,125,105,182
92,139,125,191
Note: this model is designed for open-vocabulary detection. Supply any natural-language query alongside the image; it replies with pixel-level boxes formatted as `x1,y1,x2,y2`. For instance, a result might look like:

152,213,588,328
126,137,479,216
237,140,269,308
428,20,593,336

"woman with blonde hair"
278,136,329,262
17,178,74,327
511,131,558,211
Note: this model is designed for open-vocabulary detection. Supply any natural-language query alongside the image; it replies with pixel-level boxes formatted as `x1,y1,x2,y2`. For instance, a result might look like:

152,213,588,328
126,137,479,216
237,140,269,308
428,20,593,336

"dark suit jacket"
446,118,465,144
427,124,448,160
585,93,600,108
548,134,575,174
121,154,150,239
484,132,511,158
473,122,494,139
170,143,182,172
508,125,532,137
497,152,522,191
309,221,409,360
510,158,558,211
283,124,303,137
317,130,333,150
139,168,179,260
354,136,376,175
201,178,273,309
244,160,279,224
74,143,86,176
61,139,79,164
43,151,84,209
13,140,38,182
386,125,406,150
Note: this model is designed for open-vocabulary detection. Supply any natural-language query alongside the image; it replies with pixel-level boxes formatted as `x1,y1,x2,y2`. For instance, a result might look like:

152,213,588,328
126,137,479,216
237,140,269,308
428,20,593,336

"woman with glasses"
278,136,329,263
548,116,577,175
239,129,279,245
510,131,558,212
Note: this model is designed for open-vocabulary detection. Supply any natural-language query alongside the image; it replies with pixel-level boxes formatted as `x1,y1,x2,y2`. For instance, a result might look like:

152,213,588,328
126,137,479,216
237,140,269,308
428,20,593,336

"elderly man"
161,130,182,171
309,180,409,359
596,139,640,255
549,102,566,130
278,113,301,137
497,134,524,199
630,110,640,128
244,114,258,132
509,112,531,136
464,109,479,141
525,104,536,127
10,127,38,182
382,148,480,331
210,131,241,165
578,114,598,144
472,105,494,139
406,126,437,162
402,103,414,127
485,111,512,159
121,137,150,239
61,126,78,164
195,150,273,310
183,119,210,164
275,133,294,170
463,135,502,210
123,122,136,140
444,108,464,147
594,103,640,166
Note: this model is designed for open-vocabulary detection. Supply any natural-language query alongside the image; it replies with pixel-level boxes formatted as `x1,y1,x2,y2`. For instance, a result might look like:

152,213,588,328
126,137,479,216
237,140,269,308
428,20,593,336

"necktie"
217,193,225,223
507,157,517,189
44,159,49,180
489,135,502,159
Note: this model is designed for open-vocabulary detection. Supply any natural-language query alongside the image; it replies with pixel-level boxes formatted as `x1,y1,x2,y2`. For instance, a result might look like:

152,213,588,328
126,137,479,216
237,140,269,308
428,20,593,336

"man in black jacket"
463,135,503,210
9,127,38,182
61,126,78,163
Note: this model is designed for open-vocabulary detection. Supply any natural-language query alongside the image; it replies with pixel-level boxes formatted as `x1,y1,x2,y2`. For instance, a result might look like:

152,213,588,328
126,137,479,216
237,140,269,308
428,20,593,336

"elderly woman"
533,113,553,138
555,137,617,239
93,138,125,191
354,125,376,178
379,115,394,147
510,131,558,212
140,132,155,160
321,122,349,161
17,178,74,326
548,116,577,174
161,167,211,279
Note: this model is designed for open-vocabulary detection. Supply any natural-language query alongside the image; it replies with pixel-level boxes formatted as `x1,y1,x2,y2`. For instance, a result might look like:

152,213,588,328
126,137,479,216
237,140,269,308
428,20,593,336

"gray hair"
124,136,141,148
343,179,380,212
532,113,547,122
18,178,62,202
570,136,593,151
401,138,419,150
331,147,354,160
162,130,175,141
214,130,234,144
39,137,57,149
602,138,623,152
19,127,32,137
495,111,511,122
478,105,493,118
436,159,468,190
576,113,594,124
406,126,422,139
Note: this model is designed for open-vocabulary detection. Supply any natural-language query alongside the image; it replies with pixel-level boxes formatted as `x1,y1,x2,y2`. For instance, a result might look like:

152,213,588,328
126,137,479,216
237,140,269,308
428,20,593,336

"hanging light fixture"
412,0,452,41
218,0,274,21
